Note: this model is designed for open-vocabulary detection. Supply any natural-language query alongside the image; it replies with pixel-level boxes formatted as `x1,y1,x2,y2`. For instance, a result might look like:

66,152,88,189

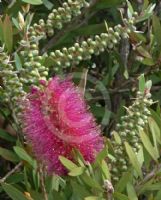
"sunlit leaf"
113,192,129,200
68,167,85,176
14,53,22,70
21,0,43,5
124,142,142,178
14,146,35,167
59,156,77,171
127,182,138,200
126,0,134,19
140,130,159,161
101,160,111,180
3,15,13,52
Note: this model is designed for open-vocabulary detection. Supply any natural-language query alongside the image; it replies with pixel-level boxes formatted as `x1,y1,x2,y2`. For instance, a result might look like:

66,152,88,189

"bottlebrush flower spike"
21,76,103,175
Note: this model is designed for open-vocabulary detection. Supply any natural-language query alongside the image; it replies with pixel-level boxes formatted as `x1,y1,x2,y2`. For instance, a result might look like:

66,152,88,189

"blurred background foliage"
0,0,161,199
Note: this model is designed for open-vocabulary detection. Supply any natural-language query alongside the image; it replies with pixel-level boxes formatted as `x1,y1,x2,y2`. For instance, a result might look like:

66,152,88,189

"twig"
41,0,99,54
0,162,23,183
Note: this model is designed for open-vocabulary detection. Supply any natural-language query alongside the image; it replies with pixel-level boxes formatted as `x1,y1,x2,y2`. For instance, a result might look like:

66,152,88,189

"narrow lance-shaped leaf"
21,0,43,5
152,15,161,52
127,182,138,200
101,159,111,180
2,183,28,200
3,15,13,52
113,192,129,200
139,130,159,161
0,18,4,42
136,4,156,23
59,156,77,171
14,146,35,167
124,142,143,178
148,117,161,158
115,170,132,193
68,166,85,176
126,0,134,19
0,128,16,142
14,53,22,71
0,147,19,162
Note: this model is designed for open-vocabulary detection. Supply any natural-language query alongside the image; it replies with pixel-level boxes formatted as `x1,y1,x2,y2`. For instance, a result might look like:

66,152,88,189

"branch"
0,162,23,183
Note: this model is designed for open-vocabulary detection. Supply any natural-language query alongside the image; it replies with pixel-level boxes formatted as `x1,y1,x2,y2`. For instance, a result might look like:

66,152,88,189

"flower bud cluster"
26,0,89,39
18,0,89,84
46,0,89,36
109,90,153,182
0,48,26,110
20,39,48,84
49,16,137,69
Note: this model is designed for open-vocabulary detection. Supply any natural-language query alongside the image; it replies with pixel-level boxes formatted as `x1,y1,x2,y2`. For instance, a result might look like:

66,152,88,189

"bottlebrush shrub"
21,76,103,175
0,1,161,200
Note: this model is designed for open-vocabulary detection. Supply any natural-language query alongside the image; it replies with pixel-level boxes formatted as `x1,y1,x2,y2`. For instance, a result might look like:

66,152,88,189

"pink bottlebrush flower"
21,76,103,175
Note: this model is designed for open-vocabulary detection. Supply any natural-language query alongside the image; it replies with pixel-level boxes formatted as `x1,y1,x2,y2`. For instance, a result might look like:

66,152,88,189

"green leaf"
14,146,35,167
42,0,53,9
138,74,145,93
48,190,64,200
95,147,108,164
81,174,103,191
136,4,156,23
136,146,144,167
101,160,111,180
139,130,159,161
152,15,161,52
29,190,44,200
59,156,77,171
150,109,161,130
127,182,138,200
149,117,161,157
71,180,90,199
149,117,161,144
0,129,16,142
0,18,4,42
141,58,155,66
1,183,28,200
0,147,19,162
14,53,22,70
124,142,143,178
12,18,20,30
113,131,121,144
113,192,129,200
85,196,104,200
3,15,13,52
155,189,161,200
6,173,24,184
68,167,85,176
21,0,43,5
115,170,132,192
136,46,152,58
145,80,152,91
93,0,124,10
126,0,134,19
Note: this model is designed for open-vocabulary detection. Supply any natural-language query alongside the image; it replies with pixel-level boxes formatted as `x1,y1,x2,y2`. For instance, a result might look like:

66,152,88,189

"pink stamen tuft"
21,76,104,175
